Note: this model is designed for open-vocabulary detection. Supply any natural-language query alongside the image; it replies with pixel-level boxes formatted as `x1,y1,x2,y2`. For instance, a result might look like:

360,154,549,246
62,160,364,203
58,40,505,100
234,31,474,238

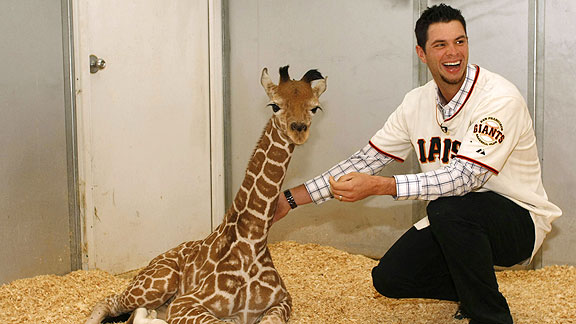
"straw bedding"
1,241,575,323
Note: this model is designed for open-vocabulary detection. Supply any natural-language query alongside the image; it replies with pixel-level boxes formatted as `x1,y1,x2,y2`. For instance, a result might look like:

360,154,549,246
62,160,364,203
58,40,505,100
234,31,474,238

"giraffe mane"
250,121,271,158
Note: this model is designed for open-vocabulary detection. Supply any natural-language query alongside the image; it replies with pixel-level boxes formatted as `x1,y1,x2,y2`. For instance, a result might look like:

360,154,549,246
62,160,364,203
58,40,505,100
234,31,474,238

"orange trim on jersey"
455,154,499,175
445,65,480,122
369,141,405,162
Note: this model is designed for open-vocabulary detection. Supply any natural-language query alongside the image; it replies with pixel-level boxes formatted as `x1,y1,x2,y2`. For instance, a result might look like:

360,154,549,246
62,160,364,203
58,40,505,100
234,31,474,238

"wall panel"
0,0,71,284
541,0,576,266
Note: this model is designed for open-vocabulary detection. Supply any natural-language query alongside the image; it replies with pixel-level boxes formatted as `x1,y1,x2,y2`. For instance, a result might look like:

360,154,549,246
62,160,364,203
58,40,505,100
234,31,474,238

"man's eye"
268,103,281,112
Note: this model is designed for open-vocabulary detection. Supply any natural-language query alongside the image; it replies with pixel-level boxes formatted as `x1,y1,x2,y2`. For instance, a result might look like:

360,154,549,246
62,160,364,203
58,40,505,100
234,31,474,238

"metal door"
74,0,214,273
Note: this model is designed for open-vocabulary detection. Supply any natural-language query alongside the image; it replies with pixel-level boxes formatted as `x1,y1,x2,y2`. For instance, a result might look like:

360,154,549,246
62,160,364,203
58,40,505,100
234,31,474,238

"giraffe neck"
224,118,294,243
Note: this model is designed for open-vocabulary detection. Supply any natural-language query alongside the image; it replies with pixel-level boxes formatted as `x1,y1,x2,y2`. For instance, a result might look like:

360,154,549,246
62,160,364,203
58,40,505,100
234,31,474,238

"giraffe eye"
268,103,281,113
311,106,322,114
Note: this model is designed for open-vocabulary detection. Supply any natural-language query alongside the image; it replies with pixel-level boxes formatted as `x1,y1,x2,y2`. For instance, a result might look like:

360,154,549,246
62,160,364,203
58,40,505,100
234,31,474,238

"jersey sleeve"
455,96,529,174
369,103,413,162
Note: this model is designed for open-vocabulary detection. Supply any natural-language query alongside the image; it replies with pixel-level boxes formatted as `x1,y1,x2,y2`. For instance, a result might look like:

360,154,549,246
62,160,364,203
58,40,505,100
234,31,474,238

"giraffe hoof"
133,308,149,322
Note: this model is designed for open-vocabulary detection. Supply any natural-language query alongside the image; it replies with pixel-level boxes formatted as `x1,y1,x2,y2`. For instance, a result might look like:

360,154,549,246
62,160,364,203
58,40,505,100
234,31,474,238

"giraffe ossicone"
84,66,327,324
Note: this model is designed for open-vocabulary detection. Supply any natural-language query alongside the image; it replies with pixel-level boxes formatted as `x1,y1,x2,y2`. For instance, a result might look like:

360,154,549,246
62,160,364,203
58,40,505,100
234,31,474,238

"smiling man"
417,20,469,95
274,4,561,324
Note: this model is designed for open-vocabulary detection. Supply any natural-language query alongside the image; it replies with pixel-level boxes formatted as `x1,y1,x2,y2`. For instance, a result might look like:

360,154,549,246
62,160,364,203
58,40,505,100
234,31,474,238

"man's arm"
274,156,491,223
394,158,491,200
273,144,394,223
330,157,491,203
329,173,397,201
305,144,394,203
274,173,397,223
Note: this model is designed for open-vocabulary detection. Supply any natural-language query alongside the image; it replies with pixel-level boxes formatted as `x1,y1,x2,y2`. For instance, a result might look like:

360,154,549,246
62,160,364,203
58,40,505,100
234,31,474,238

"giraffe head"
261,66,327,145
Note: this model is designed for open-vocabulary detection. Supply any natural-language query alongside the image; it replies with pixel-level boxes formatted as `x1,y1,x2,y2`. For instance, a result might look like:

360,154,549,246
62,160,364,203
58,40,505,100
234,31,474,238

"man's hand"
273,192,292,223
329,172,396,202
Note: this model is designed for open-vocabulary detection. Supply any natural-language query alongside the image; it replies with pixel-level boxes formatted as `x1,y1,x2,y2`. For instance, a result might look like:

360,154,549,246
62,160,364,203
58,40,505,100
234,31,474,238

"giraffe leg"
166,297,235,324
258,296,291,324
84,252,180,324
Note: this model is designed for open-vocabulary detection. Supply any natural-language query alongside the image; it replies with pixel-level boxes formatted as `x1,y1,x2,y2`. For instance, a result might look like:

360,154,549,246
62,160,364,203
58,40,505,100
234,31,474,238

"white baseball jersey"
370,66,562,260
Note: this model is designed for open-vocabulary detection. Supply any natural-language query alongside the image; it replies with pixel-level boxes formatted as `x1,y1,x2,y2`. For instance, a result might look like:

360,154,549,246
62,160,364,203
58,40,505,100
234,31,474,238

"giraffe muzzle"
290,122,308,132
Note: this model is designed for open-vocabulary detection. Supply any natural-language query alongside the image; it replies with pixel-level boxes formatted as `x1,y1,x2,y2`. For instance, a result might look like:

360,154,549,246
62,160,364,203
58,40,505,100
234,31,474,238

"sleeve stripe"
455,154,499,175
369,141,405,162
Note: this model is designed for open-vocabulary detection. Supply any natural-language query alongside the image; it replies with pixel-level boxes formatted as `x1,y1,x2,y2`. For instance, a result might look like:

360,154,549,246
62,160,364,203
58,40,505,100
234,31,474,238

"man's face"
417,20,469,88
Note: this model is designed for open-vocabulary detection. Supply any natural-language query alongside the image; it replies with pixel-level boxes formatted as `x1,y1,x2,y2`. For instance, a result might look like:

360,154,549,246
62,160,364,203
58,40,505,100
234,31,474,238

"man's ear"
416,45,427,64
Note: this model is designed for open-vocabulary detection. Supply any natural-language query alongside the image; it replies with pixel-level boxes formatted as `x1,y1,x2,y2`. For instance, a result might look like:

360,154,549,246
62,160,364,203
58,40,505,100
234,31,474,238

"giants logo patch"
473,117,505,145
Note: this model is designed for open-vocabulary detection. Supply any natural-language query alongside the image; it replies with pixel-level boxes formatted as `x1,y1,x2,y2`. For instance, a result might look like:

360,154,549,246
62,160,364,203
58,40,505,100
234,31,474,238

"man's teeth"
444,61,461,66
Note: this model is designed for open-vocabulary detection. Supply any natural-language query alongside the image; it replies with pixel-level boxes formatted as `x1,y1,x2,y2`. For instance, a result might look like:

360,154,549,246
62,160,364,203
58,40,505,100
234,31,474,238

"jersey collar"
436,64,480,121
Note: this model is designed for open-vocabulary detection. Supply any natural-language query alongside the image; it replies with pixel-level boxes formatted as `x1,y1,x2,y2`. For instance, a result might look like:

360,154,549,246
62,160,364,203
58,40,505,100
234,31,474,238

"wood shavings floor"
1,241,575,323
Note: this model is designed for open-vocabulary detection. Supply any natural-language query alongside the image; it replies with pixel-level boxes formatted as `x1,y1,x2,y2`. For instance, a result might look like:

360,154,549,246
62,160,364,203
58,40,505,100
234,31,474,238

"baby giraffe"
85,66,327,324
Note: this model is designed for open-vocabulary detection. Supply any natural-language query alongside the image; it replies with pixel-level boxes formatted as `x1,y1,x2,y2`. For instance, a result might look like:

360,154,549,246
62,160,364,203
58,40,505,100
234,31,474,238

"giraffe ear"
312,76,327,97
260,67,277,98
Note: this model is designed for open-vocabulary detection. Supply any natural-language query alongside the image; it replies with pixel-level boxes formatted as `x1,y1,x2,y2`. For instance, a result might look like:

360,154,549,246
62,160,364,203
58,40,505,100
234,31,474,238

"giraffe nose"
290,122,308,132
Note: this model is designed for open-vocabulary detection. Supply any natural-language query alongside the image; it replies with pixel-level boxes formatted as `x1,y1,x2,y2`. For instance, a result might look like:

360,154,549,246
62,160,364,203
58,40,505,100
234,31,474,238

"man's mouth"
442,60,462,72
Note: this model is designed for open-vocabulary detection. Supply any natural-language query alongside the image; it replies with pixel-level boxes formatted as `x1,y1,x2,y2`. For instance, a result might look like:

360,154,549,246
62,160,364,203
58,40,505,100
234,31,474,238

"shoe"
453,305,471,320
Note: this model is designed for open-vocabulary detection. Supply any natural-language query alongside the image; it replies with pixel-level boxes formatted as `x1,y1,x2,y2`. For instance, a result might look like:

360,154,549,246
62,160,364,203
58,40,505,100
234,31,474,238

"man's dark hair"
415,3,467,51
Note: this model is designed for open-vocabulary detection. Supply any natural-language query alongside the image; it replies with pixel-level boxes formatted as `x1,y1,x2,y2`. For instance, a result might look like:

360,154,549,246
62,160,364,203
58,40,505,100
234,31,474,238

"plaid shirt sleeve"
394,157,491,201
305,144,394,204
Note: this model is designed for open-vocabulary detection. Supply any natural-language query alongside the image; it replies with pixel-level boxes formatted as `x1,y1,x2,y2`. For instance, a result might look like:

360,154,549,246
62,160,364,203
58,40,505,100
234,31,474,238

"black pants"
372,192,535,324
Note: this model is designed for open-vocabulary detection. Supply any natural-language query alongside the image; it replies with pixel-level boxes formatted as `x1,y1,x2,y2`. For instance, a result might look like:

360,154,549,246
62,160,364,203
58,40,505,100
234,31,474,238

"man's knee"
371,262,406,298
